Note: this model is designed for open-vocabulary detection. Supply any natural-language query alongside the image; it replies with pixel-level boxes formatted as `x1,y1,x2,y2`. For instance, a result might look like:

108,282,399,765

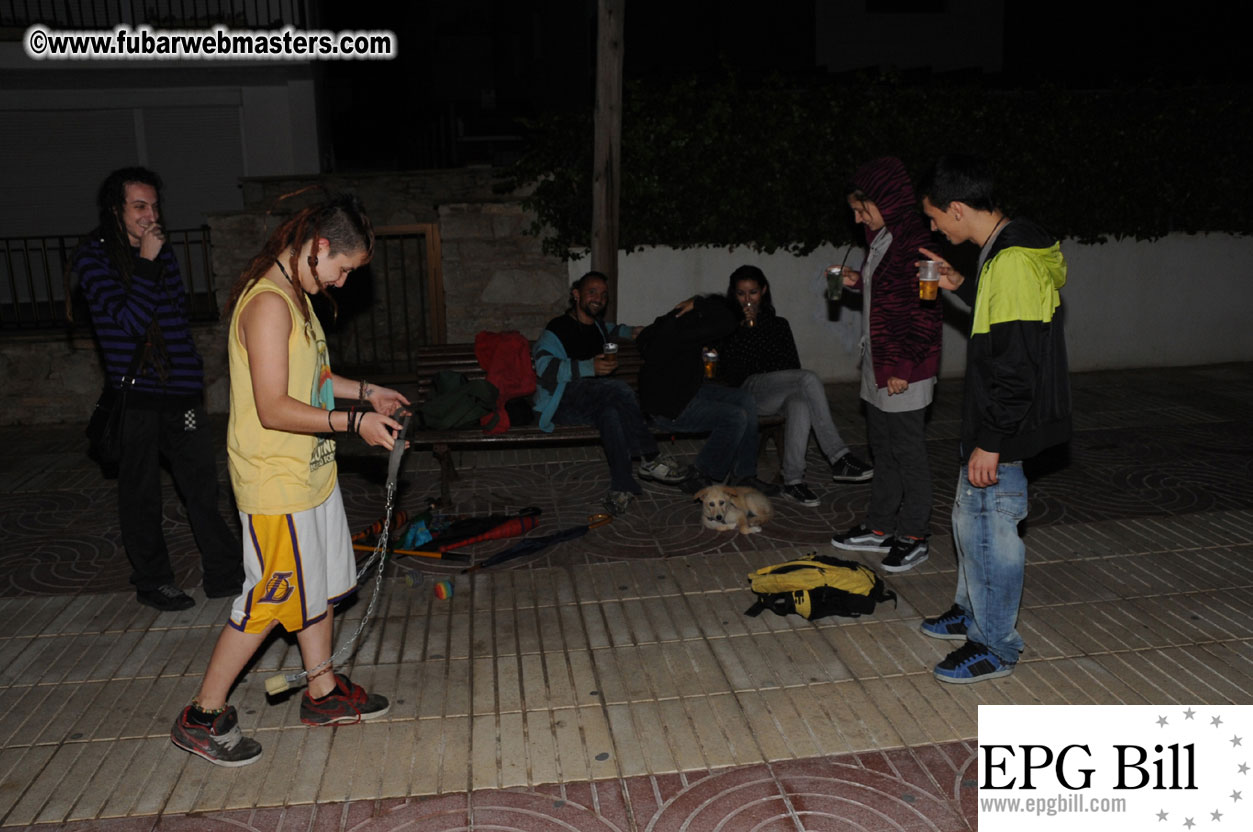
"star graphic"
1184,818,1195,829
1210,809,1222,822
1232,736,1243,748
1212,716,1224,728
1232,790,1243,802
1158,715,1169,727
1157,809,1169,821
1239,763,1249,775
1183,708,1195,720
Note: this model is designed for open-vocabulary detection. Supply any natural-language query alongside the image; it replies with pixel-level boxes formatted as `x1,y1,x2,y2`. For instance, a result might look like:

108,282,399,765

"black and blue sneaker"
920,604,970,641
830,453,874,483
933,641,1015,685
881,536,928,573
830,524,892,553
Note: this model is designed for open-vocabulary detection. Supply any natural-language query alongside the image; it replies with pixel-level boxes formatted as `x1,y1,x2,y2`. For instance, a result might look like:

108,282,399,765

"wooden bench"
397,341,782,505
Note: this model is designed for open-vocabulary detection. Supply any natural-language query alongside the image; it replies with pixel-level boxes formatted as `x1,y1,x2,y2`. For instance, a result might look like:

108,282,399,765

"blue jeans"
553,378,657,494
651,384,758,480
951,462,1028,664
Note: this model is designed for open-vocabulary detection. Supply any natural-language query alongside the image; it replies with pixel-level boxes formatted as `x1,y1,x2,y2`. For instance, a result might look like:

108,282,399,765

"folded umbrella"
437,506,542,551
351,509,411,543
462,513,612,574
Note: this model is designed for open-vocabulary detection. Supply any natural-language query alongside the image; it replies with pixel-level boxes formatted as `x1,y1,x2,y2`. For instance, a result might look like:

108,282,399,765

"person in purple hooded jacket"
829,157,942,573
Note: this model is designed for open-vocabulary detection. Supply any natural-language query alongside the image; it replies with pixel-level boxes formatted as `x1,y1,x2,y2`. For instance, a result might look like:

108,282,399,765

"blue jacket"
532,319,631,432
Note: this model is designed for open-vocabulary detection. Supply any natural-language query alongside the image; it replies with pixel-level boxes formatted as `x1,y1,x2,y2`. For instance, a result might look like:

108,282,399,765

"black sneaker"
921,604,970,641
881,536,929,573
831,454,874,483
170,705,262,767
727,474,782,497
933,641,1015,684
780,482,820,507
602,490,634,516
830,524,893,553
300,673,390,726
676,467,715,495
137,584,195,611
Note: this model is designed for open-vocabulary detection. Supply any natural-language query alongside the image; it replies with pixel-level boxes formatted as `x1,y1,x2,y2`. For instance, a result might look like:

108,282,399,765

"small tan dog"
695,484,774,534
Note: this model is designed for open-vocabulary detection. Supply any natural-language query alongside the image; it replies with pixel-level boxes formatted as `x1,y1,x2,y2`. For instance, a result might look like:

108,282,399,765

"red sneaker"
300,673,390,726
170,705,262,766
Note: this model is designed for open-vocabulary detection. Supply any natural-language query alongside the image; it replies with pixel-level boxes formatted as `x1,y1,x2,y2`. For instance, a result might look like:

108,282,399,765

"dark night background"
316,1,1250,173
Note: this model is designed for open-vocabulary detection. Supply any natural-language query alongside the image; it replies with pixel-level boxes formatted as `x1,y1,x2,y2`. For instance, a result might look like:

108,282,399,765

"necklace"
984,215,1009,246
274,258,313,334
275,258,308,303
275,257,296,288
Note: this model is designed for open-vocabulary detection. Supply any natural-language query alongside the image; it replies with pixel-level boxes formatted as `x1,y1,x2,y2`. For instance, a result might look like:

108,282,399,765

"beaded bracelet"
191,698,227,716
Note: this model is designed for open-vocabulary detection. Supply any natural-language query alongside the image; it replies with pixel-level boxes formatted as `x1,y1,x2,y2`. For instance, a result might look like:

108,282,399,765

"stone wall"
223,170,570,344
2,330,103,425
2,324,229,426
239,168,507,222
439,202,568,342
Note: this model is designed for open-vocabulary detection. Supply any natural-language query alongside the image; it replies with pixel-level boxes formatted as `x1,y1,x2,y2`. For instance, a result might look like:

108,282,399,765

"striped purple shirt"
76,238,205,398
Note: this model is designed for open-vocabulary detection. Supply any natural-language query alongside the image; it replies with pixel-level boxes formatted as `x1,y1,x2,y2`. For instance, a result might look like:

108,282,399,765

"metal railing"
0,226,218,331
317,223,446,378
0,0,309,29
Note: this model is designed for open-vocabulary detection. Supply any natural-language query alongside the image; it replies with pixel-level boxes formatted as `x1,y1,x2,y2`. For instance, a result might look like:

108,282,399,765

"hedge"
504,72,1251,258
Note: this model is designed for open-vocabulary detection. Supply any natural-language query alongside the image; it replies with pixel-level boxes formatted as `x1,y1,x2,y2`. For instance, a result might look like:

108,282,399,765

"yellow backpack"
745,554,896,620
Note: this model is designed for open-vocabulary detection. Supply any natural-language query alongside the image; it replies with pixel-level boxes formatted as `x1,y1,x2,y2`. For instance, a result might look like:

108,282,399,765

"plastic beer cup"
825,266,844,301
919,261,941,301
702,347,718,379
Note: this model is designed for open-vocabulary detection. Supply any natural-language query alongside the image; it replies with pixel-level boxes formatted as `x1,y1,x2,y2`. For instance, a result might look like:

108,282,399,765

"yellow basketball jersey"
227,280,337,514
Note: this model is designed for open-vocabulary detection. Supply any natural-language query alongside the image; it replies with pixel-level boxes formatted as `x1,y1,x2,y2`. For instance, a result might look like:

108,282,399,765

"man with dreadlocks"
170,193,406,767
75,167,243,612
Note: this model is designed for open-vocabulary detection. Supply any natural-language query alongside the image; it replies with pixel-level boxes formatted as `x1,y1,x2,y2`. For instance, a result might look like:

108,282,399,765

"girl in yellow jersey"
171,195,409,767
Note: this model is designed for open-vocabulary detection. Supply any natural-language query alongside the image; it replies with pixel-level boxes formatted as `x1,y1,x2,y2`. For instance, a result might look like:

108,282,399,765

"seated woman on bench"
715,265,872,507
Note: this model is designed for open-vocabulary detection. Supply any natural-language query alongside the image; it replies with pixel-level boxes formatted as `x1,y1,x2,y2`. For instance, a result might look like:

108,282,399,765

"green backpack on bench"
745,554,897,621
419,371,499,431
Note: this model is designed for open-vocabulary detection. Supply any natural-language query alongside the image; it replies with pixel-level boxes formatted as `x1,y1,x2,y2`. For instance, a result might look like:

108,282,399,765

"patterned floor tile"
2,366,1252,830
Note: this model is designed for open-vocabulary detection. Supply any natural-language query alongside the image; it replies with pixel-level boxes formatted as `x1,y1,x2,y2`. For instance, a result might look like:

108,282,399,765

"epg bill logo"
982,742,1196,790
978,706,1249,831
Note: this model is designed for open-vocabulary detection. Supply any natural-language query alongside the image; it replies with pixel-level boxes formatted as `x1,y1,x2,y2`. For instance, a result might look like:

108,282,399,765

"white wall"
570,232,1253,380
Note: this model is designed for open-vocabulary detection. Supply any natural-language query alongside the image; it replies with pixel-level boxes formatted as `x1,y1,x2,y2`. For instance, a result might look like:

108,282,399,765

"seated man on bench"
532,271,684,515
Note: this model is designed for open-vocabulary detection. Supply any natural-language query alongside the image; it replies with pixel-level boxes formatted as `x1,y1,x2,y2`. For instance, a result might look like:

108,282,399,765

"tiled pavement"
1,363,1251,831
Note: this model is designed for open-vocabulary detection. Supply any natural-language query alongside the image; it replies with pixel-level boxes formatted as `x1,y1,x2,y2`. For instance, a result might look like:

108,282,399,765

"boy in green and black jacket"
915,154,1072,684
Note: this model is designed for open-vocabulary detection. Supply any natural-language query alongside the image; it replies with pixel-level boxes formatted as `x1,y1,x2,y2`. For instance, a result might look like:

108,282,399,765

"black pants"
116,405,242,593
553,378,658,494
865,405,932,539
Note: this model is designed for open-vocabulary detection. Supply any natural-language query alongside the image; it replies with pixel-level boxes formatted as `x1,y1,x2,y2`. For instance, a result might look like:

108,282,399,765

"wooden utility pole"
592,0,624,309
